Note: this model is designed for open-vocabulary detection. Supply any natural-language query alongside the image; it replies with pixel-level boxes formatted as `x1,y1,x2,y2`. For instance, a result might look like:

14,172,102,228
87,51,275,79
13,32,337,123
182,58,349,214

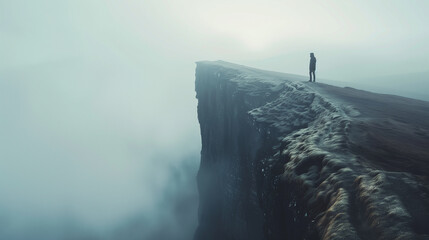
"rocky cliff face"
194,61,429,240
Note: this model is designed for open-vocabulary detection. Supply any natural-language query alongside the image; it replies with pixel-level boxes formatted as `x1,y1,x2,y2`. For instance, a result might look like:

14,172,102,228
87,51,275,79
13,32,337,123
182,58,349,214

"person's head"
310,52,314,58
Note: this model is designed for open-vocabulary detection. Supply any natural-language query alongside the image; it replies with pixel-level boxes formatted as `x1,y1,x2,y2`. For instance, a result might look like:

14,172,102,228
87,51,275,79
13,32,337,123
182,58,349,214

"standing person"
309,53,316,82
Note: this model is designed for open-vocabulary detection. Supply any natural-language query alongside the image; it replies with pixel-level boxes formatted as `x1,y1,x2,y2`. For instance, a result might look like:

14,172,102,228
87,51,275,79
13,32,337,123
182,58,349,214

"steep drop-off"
194,61,429,240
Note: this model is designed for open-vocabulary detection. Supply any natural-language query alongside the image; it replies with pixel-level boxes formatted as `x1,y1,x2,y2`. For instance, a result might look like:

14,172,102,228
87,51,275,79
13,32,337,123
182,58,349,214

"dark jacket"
310,57,316,71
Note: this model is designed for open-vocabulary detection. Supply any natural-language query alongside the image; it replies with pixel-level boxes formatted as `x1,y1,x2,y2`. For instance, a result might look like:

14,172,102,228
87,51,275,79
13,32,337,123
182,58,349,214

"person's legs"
310,71,315,82
312,71,316,82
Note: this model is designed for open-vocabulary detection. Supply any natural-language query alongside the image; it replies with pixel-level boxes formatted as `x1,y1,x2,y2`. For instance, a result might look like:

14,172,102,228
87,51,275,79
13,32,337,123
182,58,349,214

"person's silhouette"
309,53,316,82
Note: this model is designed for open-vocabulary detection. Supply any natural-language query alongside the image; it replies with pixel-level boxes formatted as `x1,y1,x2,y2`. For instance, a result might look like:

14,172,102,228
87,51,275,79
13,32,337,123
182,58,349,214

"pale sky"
0,1,428,239
2,1,429,78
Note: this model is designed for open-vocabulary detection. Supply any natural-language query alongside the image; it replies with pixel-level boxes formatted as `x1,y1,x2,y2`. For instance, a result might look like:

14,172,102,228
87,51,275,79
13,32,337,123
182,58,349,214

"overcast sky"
1,0,428,239
2,1,429,78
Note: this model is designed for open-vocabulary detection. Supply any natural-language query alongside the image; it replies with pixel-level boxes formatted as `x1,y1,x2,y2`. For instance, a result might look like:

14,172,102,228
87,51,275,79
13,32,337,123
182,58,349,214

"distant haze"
0,0,428,239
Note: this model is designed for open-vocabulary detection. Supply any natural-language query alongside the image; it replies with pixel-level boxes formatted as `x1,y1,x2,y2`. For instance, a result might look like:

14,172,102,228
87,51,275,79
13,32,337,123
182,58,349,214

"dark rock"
194,61,429,240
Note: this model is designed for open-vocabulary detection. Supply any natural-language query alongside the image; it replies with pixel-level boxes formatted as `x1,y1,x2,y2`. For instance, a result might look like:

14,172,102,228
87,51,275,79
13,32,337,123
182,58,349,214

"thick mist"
1,0,428,239
0,58,200,239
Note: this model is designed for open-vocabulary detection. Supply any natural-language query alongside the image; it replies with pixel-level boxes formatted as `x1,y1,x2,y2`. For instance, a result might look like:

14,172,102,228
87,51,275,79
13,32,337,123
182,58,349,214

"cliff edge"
194,61,429,240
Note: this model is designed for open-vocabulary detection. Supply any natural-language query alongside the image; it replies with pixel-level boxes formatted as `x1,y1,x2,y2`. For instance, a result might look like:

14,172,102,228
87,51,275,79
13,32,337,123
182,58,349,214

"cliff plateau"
194,61,429,240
